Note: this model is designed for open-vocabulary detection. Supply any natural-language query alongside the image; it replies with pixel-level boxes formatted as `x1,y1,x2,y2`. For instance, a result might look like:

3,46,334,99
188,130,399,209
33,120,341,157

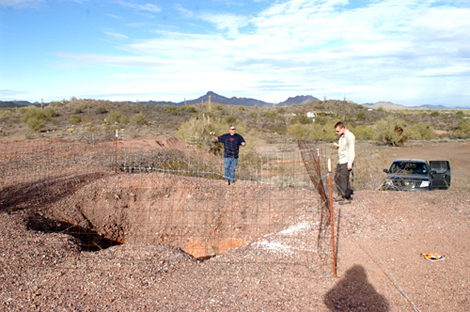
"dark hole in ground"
26,214,122,252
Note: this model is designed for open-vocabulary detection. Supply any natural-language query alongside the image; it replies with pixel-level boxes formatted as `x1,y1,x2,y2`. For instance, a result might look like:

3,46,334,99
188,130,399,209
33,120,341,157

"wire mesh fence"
0,135,339,273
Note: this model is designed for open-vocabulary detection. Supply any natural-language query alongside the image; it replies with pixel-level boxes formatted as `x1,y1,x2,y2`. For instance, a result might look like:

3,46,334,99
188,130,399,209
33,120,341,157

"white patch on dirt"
253,221,319,254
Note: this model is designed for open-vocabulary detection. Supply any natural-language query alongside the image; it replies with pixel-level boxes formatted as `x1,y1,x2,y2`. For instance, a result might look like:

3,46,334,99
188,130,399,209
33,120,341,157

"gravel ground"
2,176,470,311
1,139,469,311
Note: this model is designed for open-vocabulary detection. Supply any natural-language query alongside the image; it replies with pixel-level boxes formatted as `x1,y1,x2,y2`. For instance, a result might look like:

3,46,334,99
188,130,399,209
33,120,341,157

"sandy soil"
1,139,469,311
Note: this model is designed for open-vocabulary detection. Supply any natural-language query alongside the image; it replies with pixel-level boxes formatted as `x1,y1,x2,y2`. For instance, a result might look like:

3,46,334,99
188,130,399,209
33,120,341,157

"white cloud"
48,0,470,105
115,0,161,13
102,30,129,40
0,0,43,8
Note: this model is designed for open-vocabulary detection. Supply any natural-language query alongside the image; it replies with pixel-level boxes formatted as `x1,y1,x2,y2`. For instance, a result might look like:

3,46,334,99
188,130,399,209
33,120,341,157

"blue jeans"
223,157,238,183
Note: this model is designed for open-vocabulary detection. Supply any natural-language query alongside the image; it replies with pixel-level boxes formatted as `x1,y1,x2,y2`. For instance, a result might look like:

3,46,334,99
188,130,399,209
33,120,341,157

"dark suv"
382,159,451,191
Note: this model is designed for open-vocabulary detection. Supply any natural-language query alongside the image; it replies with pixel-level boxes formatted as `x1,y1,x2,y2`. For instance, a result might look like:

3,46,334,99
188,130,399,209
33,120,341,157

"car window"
390,162,427,174
430,161,449,173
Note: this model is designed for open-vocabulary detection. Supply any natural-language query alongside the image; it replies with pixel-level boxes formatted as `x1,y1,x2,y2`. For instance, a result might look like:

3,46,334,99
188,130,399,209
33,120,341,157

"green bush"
295,115,311,125
95,106,108,114
105,110,128,124
430,111,440,117
44,108,57,119
262,111,278,118
74,108,83,114
49,101,63,107
20,106,51,124
176,115,256,157
356,112,367,121
225,116,237,124
181,106,197,113
315,116,327,126
453,119,470,138
353,125,375,140
164,106,179,115
49,99,69,107
405,123,437,140
26,117,45,131
374,115,408,146
286,120,337,141
277,107,286,114
130,112,148,125
68,115,82,123
1,110,12,118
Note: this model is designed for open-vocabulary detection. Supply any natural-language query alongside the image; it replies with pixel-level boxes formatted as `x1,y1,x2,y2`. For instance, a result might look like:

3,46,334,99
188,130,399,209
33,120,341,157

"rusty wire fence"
0,135,346,277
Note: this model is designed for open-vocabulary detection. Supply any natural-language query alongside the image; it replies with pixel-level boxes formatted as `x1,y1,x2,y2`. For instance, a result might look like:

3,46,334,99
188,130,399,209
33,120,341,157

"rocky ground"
1,172,469,311
1,138,469,311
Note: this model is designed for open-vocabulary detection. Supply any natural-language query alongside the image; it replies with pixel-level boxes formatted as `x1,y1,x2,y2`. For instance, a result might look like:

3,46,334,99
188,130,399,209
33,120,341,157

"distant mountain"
186,91,273,107
278,95,319,106
363,101,469,110
142,91,319,107
363,101,412,110
0,100,39,108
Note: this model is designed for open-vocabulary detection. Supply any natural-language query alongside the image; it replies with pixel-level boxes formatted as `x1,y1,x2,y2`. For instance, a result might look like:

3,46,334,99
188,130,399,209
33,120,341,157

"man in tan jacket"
333,122,355,205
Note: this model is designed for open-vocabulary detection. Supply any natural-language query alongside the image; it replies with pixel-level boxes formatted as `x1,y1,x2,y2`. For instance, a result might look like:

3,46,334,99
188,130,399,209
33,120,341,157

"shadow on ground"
0,172,109,213
324,264,389,312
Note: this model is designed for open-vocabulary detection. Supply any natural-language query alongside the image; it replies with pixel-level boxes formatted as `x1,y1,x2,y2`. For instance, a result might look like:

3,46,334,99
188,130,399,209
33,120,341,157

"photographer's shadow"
324,265,389,311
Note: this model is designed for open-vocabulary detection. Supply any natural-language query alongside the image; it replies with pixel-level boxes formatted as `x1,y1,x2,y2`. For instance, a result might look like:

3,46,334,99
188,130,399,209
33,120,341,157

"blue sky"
1,0,469,106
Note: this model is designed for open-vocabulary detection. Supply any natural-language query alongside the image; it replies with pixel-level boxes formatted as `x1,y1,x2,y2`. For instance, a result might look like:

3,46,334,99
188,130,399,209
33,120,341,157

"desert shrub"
20,106,50,124
95,106,108,114
287,124,309,139
405,123,437,140
105,110,128,124
130,112,148,125
49,99,68,107
262,111,277,118
248,112,257,118
239,106,245,111
26,117,45,131
277,107,285,114
68,115,82,123
294,115,311,125
225,116,237,124
181,106,197,113
374,115,408,146
74,108,83,114
456,110,464,117
286,120,337,141
452,119,470,138
430,111,440,117
164,106,179,115
356,112,366,121
176,115,257,158
353,125,375,140
315,116,327,126
1,110,12,118
44,108,57,119
49,101,63,107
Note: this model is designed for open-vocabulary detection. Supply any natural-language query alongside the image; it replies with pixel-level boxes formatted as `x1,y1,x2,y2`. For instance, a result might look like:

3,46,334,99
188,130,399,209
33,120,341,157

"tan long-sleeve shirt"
337,129,355,167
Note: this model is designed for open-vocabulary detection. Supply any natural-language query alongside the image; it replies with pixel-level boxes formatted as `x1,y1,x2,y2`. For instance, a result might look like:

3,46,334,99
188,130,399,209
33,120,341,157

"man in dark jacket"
210,125,246,185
